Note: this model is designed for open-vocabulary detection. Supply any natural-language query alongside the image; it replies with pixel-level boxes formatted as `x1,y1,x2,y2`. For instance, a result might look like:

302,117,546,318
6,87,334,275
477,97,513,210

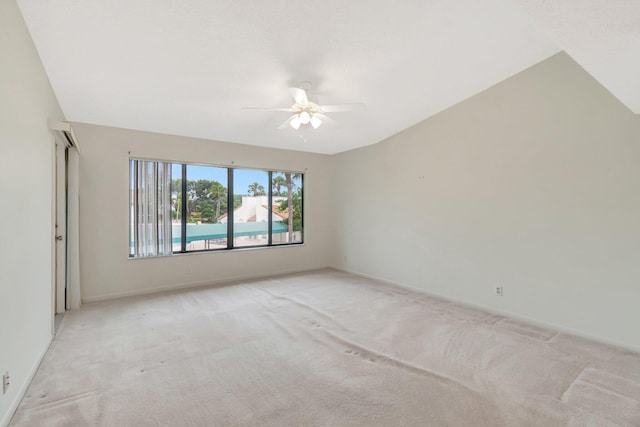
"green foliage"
233,194,242,209
172,178,228,223
278,188,303,231
171,174,302,232
280,172,302,242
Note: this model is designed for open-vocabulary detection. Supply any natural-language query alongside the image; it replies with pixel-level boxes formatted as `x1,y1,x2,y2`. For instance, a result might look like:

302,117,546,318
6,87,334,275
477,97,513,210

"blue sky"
172,164,299,195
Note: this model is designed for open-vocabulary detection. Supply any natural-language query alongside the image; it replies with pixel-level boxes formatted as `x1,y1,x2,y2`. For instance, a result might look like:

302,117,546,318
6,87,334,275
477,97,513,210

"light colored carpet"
10,269,640,426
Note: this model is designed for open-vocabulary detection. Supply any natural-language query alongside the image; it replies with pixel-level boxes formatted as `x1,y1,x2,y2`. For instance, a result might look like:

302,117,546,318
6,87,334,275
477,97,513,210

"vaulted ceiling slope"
17,0,639,154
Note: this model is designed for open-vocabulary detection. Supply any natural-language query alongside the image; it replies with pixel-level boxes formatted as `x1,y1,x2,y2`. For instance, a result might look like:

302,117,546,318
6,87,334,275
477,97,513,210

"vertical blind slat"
131,160,172,257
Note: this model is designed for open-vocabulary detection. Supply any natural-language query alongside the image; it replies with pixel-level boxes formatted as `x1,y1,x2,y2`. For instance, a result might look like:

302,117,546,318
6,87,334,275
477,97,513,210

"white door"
55,141,67,314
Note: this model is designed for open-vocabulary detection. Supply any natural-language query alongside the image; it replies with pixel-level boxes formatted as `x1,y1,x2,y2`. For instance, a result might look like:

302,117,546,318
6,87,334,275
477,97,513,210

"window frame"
129,157,304,258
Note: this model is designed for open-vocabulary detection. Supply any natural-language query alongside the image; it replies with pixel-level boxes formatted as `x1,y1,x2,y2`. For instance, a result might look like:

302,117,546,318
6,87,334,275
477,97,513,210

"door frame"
54,138,68,314
50,120,81,328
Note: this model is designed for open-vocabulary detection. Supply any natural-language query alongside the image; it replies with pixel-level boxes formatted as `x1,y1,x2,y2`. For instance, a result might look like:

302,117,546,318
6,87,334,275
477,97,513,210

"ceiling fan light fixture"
310,114,322,129
289,115,301,129
299,111,311,124
242,83,365,136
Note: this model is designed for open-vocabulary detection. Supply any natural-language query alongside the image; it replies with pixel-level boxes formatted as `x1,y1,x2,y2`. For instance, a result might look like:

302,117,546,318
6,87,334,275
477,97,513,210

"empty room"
1,0,639,425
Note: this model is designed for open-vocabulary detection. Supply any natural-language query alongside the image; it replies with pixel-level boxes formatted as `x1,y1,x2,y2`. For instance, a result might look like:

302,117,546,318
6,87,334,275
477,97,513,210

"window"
129,159,303,257
233,169,269,248
271,172,303,245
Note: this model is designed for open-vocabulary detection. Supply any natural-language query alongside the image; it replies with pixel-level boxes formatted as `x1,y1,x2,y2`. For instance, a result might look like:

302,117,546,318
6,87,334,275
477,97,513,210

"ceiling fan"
241,82,365,130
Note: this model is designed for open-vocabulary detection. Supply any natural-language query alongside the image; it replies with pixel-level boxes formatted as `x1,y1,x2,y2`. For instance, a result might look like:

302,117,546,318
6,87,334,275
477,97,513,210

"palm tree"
284,172,301,242
272,175,287,196
247,182,265,196
210,181,227,222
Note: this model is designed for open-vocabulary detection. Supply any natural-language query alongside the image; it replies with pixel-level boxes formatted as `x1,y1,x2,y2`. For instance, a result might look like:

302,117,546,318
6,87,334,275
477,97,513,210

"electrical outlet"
495,286,503,296
2,372,9,394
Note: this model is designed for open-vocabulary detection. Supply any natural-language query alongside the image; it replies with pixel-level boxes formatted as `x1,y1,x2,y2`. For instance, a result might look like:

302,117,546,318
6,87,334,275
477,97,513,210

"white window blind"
130,160,172,257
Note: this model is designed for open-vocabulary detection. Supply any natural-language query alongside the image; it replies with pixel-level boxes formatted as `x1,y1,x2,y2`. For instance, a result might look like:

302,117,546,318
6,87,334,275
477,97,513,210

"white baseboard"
335,266,640,354
82,265,332,303
0,335,54,427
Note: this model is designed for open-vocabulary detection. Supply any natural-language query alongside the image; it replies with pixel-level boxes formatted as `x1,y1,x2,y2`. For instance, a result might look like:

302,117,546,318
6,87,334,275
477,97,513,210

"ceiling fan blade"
320,103,366,113
277,115,297,130
289,87,309,106
241,106,295,112
314,113,338,125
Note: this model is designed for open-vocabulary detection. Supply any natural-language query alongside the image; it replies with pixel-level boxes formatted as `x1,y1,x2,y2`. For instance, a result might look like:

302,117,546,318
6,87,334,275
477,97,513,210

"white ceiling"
16,0,638,154
516,0,640,115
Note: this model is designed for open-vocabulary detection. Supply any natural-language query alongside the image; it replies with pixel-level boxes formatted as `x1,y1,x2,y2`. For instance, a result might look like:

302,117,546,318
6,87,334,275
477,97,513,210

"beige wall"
333,52,640,351
0,1,65,425
72,123,334,301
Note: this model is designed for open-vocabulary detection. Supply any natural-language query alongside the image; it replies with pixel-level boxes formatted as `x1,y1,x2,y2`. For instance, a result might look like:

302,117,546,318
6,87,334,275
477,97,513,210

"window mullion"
227,168,234,249
268,171,273,246
180,164,187,253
